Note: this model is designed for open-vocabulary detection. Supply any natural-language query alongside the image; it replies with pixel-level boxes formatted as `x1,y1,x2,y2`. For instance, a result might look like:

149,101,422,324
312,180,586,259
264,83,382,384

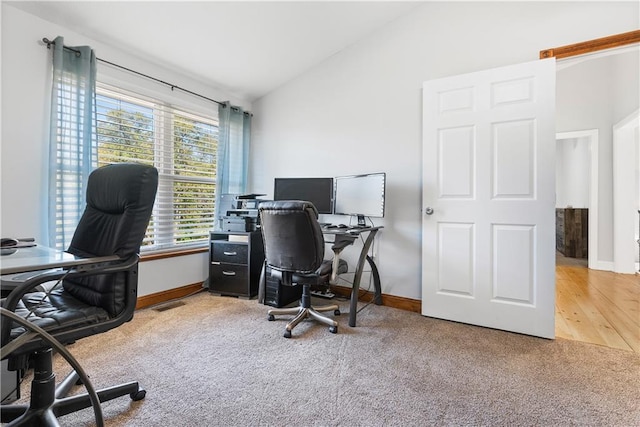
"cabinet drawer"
211,243,248,264
209,264,249,296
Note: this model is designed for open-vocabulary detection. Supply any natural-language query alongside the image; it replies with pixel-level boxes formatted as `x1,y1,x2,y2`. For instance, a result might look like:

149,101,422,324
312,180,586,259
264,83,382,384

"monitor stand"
357,215,367,227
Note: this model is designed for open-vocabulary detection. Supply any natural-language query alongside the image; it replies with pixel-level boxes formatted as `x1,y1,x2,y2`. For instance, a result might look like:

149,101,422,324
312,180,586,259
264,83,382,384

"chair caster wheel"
268,314,275,321
334,309,341,316
130,388,146,401
329,326,338,334
284,330,292,338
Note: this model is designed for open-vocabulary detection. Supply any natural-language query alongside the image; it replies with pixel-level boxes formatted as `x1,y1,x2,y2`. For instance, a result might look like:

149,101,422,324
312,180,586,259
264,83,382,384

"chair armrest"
1,269,63,296
1,255,139,346
1,255,137,312
331,235,357,253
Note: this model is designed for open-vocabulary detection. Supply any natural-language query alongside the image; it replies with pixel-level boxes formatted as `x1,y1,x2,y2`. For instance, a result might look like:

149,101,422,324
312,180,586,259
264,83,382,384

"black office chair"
259,200,347,338
0,163,158,426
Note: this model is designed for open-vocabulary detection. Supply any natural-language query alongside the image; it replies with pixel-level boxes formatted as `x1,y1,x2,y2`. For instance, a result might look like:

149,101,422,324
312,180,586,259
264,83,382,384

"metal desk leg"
365,254,382,305
348,229,381,327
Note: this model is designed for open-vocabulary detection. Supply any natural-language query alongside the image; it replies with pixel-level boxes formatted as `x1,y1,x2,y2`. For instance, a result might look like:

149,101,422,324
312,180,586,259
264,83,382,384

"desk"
322,226,383,327
0,245,119,276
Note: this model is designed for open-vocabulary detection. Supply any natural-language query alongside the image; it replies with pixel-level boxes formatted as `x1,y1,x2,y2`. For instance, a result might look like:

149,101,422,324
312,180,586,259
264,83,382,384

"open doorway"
556,46,639,273
548,31,640,352
556,130,598,270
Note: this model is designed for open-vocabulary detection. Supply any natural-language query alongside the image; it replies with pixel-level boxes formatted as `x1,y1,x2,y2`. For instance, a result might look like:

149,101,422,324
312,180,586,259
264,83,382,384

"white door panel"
422,59,556,338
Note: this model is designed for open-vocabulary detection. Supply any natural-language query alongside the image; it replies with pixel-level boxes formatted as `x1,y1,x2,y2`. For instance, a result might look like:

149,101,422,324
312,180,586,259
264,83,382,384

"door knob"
425,207,434,215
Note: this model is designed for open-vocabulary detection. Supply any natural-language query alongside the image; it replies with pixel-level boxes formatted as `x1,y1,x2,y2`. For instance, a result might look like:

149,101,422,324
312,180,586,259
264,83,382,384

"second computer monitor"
334,172,386,226
273,177,334,214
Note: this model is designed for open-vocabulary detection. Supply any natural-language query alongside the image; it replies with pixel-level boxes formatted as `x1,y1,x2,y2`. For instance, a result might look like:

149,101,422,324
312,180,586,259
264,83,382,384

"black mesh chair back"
260,200,325,276
258,200,342,338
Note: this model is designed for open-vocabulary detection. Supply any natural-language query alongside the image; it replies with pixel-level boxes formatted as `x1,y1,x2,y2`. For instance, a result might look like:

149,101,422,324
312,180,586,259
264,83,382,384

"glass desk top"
0,245,117,275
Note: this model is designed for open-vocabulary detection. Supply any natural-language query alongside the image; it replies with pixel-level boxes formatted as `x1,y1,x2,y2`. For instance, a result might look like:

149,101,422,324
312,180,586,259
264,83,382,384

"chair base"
267,284,340,338
1,349,145,426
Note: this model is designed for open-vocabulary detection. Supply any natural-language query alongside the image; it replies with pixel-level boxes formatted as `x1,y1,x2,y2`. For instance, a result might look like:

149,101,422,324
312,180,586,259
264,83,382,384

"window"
96,84,218,252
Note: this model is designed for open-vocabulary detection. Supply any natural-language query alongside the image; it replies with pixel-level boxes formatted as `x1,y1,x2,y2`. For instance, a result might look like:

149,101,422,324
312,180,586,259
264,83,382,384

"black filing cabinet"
209,231,264,298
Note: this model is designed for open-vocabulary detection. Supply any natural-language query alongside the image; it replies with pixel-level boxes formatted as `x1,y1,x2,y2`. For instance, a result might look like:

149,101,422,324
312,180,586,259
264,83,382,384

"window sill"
140,246,208,262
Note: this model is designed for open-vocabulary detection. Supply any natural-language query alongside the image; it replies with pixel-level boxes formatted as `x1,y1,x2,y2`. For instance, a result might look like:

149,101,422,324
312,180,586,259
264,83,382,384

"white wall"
612,110,640,272
612,49,640,124
556,137,590,209
251,1,639,299
1,5,251,296
636,125,639,265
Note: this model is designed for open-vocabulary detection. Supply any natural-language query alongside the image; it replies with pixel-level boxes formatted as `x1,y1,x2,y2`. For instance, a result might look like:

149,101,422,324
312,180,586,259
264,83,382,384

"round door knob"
425,207,434,215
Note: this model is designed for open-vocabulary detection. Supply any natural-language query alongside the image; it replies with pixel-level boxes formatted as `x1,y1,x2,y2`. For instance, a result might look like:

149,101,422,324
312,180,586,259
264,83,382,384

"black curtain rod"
42,37,226,108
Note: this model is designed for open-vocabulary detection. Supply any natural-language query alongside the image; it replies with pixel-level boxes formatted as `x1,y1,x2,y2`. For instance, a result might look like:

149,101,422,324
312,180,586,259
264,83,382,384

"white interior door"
422,59,556,339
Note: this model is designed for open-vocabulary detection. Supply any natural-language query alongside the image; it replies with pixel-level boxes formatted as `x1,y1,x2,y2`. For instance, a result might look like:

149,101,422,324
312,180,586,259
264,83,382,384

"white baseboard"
589,261,614,272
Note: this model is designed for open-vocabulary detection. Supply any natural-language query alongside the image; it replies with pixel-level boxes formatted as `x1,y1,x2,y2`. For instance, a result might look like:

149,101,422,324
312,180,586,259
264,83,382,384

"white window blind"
96,84,218,252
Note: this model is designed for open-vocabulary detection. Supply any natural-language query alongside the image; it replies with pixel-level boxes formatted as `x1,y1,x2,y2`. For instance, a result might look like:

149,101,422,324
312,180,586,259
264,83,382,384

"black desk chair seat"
9,288,110,339
1,163,158,426
259,200,347,338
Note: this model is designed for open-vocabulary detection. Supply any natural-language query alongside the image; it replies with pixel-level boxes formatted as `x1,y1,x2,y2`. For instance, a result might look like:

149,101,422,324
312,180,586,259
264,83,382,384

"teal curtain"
215,102,251,225
47,36,97,248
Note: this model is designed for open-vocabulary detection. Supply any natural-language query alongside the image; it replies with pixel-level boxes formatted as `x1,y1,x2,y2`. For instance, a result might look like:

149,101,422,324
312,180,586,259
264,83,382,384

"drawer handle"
222,271,236,276
223,251,237,256
211,261,220,265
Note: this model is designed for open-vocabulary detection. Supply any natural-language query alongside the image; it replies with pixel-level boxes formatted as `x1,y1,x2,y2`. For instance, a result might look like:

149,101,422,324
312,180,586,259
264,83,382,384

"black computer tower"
263,266,302,308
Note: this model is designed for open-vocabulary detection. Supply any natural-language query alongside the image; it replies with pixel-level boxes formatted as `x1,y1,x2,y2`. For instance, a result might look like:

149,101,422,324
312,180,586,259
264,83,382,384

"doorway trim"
540,30,640,59
556,129,600,270
613,109,640,274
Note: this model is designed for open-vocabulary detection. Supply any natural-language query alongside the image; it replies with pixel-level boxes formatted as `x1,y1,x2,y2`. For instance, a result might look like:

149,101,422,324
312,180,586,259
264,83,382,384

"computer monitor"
273,177,334,214
334,172,386,226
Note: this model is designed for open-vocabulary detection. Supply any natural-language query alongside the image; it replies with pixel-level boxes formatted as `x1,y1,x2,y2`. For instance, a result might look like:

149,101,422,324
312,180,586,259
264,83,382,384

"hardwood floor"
555,253,640,353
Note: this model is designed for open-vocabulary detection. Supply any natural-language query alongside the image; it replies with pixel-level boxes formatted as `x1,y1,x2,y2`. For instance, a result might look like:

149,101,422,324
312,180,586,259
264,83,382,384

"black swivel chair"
1,163,158,426
259,200,347,338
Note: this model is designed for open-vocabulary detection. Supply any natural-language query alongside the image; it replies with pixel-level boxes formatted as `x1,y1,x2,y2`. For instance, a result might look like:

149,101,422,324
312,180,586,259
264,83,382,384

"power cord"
333,264,376,313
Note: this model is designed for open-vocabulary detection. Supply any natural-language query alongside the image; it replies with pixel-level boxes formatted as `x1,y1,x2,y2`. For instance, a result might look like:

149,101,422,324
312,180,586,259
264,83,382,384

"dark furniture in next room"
556,208,588,259
258,200,345,338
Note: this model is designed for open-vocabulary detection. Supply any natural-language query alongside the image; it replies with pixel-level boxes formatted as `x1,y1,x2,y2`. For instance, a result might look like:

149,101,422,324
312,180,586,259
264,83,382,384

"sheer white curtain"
214,102,251,225
47,36,97,248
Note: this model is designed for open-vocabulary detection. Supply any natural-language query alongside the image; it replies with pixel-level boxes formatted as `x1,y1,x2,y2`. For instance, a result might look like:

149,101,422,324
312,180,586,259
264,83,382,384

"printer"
221,194,268,232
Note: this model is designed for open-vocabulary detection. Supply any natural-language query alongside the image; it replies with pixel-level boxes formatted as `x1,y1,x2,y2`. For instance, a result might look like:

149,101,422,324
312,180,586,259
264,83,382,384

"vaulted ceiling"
8,1,420,101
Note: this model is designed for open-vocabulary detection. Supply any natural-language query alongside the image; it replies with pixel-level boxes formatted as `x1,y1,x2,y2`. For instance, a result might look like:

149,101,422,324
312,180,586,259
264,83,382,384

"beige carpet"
18,291,640,426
